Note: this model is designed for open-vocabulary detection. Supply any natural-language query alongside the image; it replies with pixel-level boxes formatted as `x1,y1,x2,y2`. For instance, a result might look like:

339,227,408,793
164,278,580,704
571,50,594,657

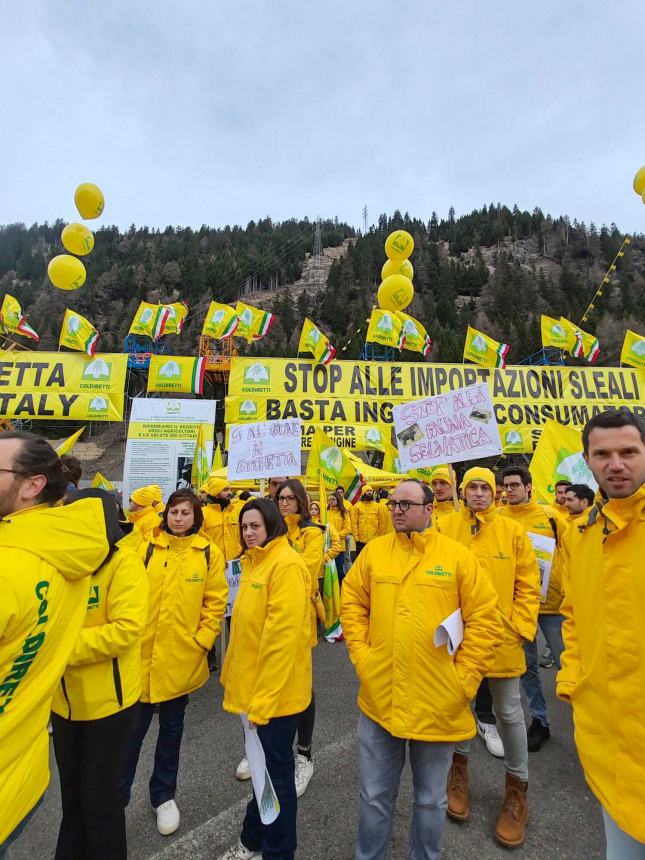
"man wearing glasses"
341,478,501,860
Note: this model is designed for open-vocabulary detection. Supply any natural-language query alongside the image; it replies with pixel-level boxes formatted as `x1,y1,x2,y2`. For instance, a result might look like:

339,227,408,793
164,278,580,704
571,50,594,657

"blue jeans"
356,713,454,860
335,554,345,585
119,695,188,808
240,714,299,860
0,796,43,858
521,613,565,728
603,808,645,859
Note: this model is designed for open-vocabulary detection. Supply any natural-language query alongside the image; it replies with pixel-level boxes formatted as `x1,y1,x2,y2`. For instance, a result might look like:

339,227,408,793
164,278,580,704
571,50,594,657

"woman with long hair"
219,498,312,860
327,491,352,585
119,489,227,836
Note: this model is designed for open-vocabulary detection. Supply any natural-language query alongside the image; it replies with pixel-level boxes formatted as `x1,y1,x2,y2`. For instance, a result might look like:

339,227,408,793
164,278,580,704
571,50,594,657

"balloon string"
338,319,369,355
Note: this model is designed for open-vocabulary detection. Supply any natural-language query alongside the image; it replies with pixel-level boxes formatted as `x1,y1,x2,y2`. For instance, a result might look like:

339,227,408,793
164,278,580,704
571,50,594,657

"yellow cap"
130,484,163,507
461,467,496,496
431,466,452,484
362,484,374,494
200,475,228,497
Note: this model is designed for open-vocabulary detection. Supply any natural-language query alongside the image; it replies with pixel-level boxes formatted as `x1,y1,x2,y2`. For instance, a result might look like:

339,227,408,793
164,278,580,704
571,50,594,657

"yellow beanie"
362,484,374,494
130,484,163,507
431,466,452,484
461,467,496,496
200,475,228,497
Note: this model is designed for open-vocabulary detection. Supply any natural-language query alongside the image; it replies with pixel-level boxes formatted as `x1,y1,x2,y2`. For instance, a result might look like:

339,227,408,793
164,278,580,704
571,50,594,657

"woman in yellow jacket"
326,491,352,584
119,489,227,837
126,484,163,541
219,498,311,860
51,511,148,860
309,500,344,580
276,479,324,799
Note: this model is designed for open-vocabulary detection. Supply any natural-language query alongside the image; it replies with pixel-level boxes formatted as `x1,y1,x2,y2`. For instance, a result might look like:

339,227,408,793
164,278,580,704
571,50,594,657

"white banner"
225,558,242,618
227,419,301,481
392,383,502,471
123,398,216,504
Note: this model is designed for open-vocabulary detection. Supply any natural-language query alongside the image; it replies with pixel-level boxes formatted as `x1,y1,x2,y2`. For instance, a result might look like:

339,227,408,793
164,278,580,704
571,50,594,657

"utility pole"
308,217,325,292
362,205,368,235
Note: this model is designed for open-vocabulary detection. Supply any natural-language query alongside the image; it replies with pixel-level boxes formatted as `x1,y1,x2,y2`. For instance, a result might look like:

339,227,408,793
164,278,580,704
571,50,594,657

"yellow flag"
212,443,224,470
395,311,433,355
306,428,363,502
162,302,188,335
540,315,569,350
202,302,240,338
530,419,597,504
59,309,99,356
0,294,40,342
91,471,115,491
147,355,206,394
558,317,584,357
577,327,600,364
366,309,404,349
128,302,170,340
235,302,276,342
56,426,86,456
463,325,510,368
191,424,210,489
298,318,336,365
620,329,645,368
382,440,405,474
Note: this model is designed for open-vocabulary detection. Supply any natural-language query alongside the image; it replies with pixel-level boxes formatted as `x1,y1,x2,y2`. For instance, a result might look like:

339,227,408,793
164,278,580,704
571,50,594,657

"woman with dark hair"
328,491,352,585
275,478,326,798
219,498,312,860
119,489,228,837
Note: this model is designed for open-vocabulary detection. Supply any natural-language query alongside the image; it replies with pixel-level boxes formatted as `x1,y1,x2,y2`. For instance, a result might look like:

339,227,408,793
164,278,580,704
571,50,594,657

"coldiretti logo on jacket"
87,585,100,609
185,571,205,584
0,580,49,715
492,551,510,561
425,565,454,578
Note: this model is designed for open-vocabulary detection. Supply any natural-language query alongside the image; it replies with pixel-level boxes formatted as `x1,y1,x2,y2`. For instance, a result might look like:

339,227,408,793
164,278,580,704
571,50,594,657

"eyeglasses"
386,500,427,512
278,494,296,503
503,481,523,490
0,467,29,476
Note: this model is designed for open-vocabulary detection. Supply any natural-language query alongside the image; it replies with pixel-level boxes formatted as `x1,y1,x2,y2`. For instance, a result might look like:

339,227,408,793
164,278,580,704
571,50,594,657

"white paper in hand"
241,714,281,825
434,608,464,655
527,532,556,603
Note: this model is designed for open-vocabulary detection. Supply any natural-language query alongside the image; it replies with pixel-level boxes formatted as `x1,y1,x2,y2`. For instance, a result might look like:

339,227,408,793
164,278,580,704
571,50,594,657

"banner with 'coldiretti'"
147,355,206,395
0,352,127,421
228,357,645,452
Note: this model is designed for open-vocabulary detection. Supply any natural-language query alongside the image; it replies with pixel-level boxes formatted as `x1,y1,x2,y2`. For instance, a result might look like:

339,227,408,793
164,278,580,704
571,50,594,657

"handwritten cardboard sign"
392,383,502,470
227,419,301,480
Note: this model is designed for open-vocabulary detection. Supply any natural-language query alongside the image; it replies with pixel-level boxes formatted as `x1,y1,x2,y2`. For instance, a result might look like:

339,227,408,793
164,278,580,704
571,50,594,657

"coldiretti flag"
540,315,570,350
211,443,224,470
530,419,597,504
463,325,510,368
147,355,206,394
59,308,99,356
202,301,240,339
559,317,584,358
577,326,600,364
191,424,210,489
128,302,170,340
56,426,86,456
235,302,276,342
319,474,343,641
366,309,404,350
620,329,645,368
298,318,336,365
91,471,115,491
0,294,39,342
306,428,363,502
501,427,534,454
162,302,188,335
383,440,404,474
396,310,432,356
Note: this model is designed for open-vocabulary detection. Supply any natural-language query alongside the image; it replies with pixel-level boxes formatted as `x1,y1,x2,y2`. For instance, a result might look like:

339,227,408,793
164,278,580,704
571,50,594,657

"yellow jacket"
221,535,312,725
328,507,352,541
351,500,390,543
202,501,242,561
284,514,324,647
341,529,502,741
438,505,540,677
315,519,344,568
431,498,459,528
128,505,162,542
0,501,109,843
501,498,568,614
553,501,569,517
52,548,148,721
557,488,645,842
139,530,227,703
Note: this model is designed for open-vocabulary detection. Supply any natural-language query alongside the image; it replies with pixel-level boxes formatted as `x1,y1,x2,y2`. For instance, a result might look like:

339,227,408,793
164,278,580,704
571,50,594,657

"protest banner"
225,417,391,451
227,419,301,480
0,351,127,421
392,383,502,471
225,559,241,618
123,398,216,503
147,355,206,395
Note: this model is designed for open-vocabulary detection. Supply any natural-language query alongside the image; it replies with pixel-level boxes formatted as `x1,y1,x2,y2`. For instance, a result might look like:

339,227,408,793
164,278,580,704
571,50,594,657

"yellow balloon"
381,258,414,281
61,223,95,256
48,255,87,291
642,190,645,205
377,274,414,312
74,182,105,219
384,230,414,262
633,165,645,196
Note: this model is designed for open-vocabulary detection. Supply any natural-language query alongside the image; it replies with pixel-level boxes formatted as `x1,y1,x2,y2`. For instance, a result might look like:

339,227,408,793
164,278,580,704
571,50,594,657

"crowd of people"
0,408,644,860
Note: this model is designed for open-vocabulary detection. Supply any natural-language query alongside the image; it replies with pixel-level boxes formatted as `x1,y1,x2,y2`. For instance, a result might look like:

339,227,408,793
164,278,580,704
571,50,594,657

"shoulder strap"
144,543,155,568
204,544,211,567
548,516,560,545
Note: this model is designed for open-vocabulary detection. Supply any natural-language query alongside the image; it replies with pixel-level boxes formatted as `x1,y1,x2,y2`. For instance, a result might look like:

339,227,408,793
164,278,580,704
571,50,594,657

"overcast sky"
2,0,644,233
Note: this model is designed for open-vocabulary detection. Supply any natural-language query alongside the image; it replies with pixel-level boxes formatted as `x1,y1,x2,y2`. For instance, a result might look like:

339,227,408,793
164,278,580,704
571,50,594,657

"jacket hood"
0,498,112,580
200,475,228,497
130,484,163,507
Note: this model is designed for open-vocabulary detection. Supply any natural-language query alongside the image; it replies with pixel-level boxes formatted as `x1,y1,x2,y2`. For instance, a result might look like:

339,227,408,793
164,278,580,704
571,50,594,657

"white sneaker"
295,753,314,798
154,799,180,835
217,840,261,860
236,757,251,780
477,720,505,758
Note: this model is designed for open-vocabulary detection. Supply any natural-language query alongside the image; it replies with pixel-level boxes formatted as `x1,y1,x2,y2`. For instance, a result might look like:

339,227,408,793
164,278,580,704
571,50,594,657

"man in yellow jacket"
0,432,114,851
341,478,501,860
351,485,390,554
127,484,163,541
553,479,572,516
557,411,645,856
200,475,242,561
437,466,540,849
431,465,459,526
501,465,568,753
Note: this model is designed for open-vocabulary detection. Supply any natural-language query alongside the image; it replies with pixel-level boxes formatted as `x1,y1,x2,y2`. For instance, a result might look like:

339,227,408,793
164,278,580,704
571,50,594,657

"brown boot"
495,772,528,848
447,752,469,821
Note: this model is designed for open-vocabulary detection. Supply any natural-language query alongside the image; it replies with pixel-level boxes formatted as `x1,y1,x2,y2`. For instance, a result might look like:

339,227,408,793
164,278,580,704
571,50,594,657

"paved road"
12,637,605,859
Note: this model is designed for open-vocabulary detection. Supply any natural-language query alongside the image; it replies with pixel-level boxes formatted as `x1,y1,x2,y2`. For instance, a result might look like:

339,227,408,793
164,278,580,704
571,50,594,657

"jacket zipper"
112,657,124,708
60,676,72,720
